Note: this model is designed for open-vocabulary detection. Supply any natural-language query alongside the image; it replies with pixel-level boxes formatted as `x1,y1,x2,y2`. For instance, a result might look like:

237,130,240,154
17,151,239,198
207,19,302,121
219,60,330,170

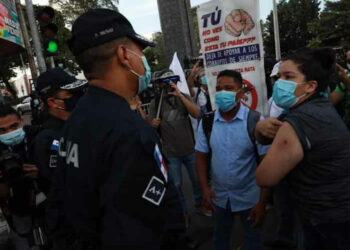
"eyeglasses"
163,76,180,84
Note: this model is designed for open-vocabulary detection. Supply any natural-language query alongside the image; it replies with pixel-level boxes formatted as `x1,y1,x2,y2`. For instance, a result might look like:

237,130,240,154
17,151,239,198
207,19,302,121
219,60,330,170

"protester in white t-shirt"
268,62,283,118
268,97,283,118
187,62,212,115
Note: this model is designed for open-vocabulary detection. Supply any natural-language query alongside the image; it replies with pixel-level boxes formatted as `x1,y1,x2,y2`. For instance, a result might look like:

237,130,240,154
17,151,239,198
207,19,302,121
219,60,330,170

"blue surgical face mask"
347,64,350,70
33,99,40,107
215,90,237,112
201,76,208,85
127,49,152,94
273,79,307,109
0,128,25,146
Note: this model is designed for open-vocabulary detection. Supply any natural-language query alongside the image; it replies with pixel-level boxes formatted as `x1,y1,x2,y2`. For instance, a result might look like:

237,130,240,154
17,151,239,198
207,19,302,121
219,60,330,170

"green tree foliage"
49,0,118,25
263,0,321,57
0,57,20,99
46,1,119,74
52,9,81,74
308,0,350,48
144,32,168,72
0,3,83,101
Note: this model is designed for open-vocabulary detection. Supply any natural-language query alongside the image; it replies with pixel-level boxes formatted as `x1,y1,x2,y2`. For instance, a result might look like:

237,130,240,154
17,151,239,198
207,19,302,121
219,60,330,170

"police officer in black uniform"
32,68,87,247
33,68,87,193
54,9,183,250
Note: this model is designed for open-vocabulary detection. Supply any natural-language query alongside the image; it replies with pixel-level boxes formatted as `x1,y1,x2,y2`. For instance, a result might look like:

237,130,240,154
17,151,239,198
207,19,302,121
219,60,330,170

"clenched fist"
225,9,255,37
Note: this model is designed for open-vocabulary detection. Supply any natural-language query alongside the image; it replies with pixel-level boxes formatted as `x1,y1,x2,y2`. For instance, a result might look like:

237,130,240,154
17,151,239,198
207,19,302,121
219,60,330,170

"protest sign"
197,0,267,113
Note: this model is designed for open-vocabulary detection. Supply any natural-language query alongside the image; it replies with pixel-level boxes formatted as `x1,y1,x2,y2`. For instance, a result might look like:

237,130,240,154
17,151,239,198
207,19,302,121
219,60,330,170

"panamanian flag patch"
50,140,59,151
153,144,168,182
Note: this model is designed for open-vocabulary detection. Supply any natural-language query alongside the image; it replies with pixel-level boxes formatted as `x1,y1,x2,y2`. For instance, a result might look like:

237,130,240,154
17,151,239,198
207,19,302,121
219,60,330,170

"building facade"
157,0,198,67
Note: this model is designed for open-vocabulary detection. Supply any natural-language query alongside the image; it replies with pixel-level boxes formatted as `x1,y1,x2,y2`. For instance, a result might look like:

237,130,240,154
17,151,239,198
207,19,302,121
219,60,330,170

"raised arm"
256,122,304,187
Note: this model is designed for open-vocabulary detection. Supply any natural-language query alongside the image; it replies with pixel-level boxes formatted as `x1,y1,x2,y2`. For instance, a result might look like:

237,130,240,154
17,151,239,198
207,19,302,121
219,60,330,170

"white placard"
197,0,268,113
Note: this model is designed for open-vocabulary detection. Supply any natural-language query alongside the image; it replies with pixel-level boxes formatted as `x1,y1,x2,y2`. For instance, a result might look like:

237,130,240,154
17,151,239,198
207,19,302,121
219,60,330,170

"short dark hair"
217,70,243,86
283,48,336,92
76,37,131,79
0,105,21,120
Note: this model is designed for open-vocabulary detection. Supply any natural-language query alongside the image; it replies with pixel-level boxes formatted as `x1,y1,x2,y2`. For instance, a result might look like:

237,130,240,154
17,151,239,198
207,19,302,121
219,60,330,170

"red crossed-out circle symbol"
241,79,258,110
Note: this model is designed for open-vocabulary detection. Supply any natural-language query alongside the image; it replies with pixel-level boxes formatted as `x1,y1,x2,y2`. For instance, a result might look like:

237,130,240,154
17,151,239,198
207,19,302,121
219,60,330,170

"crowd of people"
0,7,350,250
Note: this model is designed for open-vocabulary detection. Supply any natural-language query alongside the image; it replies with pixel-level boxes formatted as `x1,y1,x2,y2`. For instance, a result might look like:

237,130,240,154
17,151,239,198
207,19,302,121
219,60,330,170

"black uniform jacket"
32,116,65,234
54,86,183,250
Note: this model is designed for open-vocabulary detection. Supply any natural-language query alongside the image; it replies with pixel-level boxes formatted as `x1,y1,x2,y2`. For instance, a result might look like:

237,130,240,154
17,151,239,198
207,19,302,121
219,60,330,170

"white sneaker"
196,206,212,217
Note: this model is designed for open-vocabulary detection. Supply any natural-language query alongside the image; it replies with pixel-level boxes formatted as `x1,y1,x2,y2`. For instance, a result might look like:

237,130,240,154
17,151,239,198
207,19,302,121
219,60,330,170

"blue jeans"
167,152,201,214
213,202,261,250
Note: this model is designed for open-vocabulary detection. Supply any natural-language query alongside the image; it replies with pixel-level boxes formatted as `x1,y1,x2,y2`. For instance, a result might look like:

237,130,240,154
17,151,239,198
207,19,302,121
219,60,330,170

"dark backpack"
202,109,261,163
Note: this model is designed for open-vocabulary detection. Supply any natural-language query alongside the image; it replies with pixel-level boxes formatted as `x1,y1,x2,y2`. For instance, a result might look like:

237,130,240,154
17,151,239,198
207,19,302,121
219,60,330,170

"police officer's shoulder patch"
142,176,166,206
51,139,59,151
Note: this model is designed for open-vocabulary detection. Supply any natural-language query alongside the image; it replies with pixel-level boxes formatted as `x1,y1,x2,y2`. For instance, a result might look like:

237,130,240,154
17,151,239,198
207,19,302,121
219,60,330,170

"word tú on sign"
201,6,222,28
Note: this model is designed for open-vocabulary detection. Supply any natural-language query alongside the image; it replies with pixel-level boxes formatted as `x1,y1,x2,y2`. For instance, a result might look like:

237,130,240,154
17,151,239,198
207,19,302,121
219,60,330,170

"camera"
0,150,49,247
333,47,346,68
189,57,204,67
0,150,24,185
155,75,180,94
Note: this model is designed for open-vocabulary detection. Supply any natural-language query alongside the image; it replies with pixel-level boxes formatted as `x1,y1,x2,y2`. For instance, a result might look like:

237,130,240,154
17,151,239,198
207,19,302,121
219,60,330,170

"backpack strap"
205,92,213,112
202,111,215,151
202,111,215,182
195,87,202,104
247,109,261,163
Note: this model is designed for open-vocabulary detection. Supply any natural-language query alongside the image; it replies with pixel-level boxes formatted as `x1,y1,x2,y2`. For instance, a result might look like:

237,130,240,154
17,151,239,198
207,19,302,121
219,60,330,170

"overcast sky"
27,0,326,39
118,0,274,38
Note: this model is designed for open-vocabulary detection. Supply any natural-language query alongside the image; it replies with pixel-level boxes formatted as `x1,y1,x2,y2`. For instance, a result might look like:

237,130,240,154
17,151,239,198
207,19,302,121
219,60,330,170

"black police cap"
37,68,87,98
68,8,155,56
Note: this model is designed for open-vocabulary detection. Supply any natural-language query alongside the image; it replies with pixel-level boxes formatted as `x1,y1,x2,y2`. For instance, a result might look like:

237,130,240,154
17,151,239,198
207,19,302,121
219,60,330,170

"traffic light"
37,7,58,56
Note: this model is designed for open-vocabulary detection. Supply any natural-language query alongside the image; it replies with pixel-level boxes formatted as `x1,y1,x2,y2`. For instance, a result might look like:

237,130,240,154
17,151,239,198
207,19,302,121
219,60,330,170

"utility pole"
273,0,281,61
15,0,38,84
49,57,55,68
25,0,47,73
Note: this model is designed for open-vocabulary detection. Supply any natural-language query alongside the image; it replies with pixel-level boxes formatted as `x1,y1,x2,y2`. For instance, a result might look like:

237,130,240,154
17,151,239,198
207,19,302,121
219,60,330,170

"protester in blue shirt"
195,69,270,250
